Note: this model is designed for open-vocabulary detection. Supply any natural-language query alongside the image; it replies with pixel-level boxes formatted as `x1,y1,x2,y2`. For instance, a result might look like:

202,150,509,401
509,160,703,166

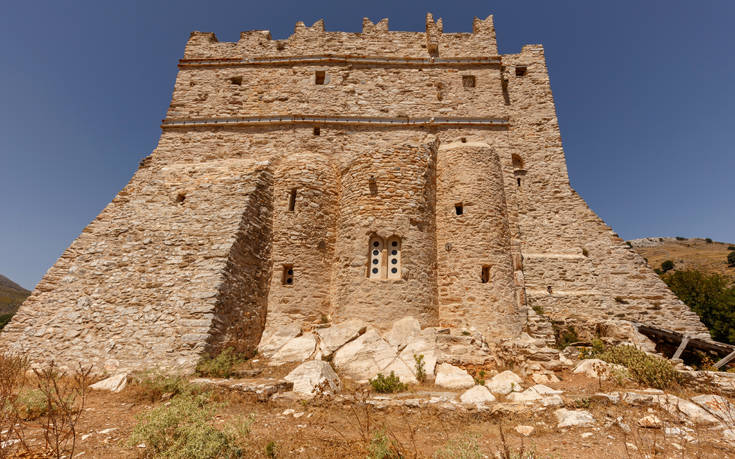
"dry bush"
195,347,246,379
33,361,92,459
0,353,30,457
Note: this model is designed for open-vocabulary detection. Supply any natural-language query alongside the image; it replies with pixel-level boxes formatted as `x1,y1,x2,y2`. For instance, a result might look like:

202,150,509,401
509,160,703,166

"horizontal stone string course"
178,55,501,68
161,116,510,128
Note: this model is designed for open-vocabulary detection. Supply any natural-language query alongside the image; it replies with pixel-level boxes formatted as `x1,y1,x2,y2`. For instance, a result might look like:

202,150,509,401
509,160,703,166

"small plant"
676,236,687,241
433,433,483,459
369,372,407,393
553,324,578,350
598,345,679,389
531,304,544,315
265,440,278,458
196,347,245,379
573,397,591,409
17,389,48,420
728,246,735,251
320,313,329,324
461,330,471,336
473,370,486,386
132,370,190,402
414,354,426,383
706,238,713,243
128,392,242,458
614,296,629,304
728,251,735,267
368,430,400,459
660,260,674,273
0,352,30,455
625,241,633,248
0,313,13,331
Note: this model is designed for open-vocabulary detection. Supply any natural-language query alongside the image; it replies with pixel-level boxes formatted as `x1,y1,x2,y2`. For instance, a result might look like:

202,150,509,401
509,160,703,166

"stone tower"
0,14,707,373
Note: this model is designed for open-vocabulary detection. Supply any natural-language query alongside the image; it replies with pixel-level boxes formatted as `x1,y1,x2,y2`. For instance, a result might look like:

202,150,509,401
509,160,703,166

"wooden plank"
715,350,735,369
672,336,690,360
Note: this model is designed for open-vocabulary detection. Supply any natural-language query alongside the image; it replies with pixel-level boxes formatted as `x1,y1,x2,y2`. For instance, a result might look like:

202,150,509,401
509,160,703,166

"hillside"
0,274,30,317
629,237,735,284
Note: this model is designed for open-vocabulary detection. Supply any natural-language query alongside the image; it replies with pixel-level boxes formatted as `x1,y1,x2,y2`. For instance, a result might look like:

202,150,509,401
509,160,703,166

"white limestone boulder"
691,394,735,423
434,363,474,389
657,394,720,426
90,373,128,393
316,319,367,358
384,316,421,349
269,333,316,365
573,359,623,380
258,324,301,358
486,370,523,395
333,329,396,382
284,360,341,397
460,385,496,406
554,408,595,428
381,358,419,385
507,388,541,403
638,414,662,428
398,336,438,379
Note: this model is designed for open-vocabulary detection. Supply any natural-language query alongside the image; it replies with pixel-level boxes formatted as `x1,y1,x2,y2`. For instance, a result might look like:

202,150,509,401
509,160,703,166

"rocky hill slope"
629,237,735,283
0,274,30,316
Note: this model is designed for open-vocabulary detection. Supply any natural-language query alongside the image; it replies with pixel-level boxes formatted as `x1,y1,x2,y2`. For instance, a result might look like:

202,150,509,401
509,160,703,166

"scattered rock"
89,373,128,393
398,336,438,379
554,408,595,428
269,333,317,365
258,324,301,358
638,414,662,428
531,373,560,384
573,359,624,380
507,388,541,403
382,357,419,385
691,394,735,423
316,320,367,358
460,385,496,406
333,329,396,381
515,425,534,436
434,363,475,389
284,360,341,397
592,392,620,404
657,394,720,426
486,370,522,395
528,384,563,395
384,316,421,349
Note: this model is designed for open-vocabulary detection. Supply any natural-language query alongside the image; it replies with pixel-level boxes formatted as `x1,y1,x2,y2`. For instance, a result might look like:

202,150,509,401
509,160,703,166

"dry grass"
632,238,735,284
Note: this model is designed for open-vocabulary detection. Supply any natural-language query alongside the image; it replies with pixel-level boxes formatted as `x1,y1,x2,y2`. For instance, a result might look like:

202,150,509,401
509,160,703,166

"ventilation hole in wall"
502,78,510,105
582,248,589,257
276,41,286,51
315,70,326,85
547,285,553,294
175,192,186,204
481,266,491,283
391,240,398,247
288,188,297,212
517,178,521,187
460,137,467,143
369,236,385,279
373,241,380,247
515,66,527,77
462,75,476,88
313,127,320,136
282,265,294,285
391,268,398,274
455,203,463,216
369,177,378,196
512,154,524,170
387,236,401,279
229,76,242,85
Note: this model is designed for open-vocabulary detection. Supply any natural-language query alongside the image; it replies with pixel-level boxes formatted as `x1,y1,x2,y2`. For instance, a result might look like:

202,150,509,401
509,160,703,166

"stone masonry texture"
0,14,707,373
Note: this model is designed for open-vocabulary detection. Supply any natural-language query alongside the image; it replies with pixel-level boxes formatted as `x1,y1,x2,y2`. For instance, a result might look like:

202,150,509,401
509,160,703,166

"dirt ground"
632,238,735,283
5,367,735,459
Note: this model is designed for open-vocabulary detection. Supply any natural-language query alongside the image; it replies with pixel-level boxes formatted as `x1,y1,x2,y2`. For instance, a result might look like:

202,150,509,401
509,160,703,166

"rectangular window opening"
455,203,464,216
313,127,320,136
515,66,527,77
315,70,326,85
282,265,294,285
288,188,297,212
229,76,242,85
481,265,491,283
462,75,476,88
517,177,521,187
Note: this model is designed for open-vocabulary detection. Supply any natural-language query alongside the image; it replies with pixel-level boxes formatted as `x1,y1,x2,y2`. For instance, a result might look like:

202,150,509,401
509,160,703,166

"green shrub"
133,370,190,402
676,236,687,241
728,251,735,267
661,260,674,273
414,354,426,383
553,324,578,350
663,270,735,344
128,392,242,458
0,313,13,330
369,372,406,393
196,347,245,379
597,345,679,389
433,433,483,459
727,246,735,251
531,304,544,315
706,238,713,243
264,440,277,458
368,430,400,459
17,388,48,420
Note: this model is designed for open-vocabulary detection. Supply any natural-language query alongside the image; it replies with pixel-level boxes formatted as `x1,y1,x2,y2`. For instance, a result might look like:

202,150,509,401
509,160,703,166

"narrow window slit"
481,266,491,283
313,127,320,136
288,188,297,211
455,203,463,216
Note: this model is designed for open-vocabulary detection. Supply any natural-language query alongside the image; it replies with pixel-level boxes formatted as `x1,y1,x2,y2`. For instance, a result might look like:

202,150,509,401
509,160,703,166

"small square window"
515,66,527,77
455,203,463,216
315,70,326,85
481,266,491,283
462,75,476,88
229,76,242,85
282,265,294,285
313,127,320,136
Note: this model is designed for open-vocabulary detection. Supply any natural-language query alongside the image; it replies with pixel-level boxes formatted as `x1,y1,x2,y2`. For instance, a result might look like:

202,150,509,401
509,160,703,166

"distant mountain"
0,274,30,317
629,237,735,283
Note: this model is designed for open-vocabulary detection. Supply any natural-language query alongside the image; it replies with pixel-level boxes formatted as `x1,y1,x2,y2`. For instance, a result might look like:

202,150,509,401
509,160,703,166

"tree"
728,251,735,267
662,270,735,344
661,260,674,273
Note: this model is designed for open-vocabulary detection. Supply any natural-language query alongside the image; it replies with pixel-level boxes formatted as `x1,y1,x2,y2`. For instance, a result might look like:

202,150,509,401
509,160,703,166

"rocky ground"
6,316,735,458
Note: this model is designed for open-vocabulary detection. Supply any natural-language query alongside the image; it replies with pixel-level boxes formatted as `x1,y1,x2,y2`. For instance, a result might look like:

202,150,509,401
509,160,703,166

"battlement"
185,14,497,59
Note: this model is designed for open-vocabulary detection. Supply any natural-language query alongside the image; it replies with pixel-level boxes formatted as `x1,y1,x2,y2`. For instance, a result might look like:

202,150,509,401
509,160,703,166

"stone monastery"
0,14,708,373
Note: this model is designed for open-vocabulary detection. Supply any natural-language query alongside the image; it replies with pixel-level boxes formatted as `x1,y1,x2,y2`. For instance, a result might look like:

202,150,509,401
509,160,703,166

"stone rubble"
285,360,341,397
89,373,128,393
434,363,475,389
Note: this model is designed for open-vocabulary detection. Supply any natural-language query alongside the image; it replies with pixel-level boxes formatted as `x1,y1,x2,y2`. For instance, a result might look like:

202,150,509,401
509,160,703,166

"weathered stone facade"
0,14,707,373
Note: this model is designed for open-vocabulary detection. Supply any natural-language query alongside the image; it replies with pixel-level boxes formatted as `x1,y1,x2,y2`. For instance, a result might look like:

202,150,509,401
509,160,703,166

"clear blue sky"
1,1,733,290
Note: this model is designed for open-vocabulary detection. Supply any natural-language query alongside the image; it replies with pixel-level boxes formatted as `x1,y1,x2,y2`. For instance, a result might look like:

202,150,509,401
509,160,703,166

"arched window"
368,236,384,279
386,236,401,279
